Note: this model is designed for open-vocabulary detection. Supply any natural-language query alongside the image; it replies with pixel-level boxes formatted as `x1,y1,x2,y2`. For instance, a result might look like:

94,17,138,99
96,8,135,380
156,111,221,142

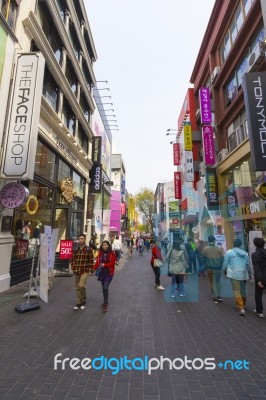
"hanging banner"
187,188,196,216
94,209,102,234
203,125,215,165
206,169,219,209
185,150,194,182
242,72,266,171
184,123,192,150
173,143,180,166
199,87,212,124
92,136,102,164
89,164,102,193
1,53,45,179
102,210,111,234
174,172,181,199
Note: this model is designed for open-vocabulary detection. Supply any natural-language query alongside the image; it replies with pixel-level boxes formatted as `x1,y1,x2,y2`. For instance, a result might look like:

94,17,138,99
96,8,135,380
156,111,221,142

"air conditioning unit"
199,162,206,178
247,42,265,73
218,148,228,162
211,66,220,84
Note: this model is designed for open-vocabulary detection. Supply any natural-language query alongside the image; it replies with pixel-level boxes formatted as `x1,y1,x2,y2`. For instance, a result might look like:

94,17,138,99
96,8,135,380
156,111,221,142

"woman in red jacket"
94,240,116,313
151,241,165,290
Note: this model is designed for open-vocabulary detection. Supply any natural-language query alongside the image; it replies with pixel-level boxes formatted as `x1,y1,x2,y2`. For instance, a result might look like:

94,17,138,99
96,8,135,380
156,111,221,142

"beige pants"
75,273,89,305
230,278,246,310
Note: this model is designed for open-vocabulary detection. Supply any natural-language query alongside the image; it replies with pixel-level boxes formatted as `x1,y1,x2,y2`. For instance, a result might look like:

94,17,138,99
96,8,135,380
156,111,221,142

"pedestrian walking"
197,240,207,276
138,237,144,255
202,235,224,303
185,238,197,273
150,241,165,290
252,237,266,318
112,235,122,265
71,234,94,310
166,240,188,297
94,240,116,313
223,239,250,317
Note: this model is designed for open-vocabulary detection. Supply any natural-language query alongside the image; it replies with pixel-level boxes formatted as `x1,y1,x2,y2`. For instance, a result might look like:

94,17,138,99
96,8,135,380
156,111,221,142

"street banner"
94,209,102,234
103,210,111,234
185,150,194,182
59,239,73,259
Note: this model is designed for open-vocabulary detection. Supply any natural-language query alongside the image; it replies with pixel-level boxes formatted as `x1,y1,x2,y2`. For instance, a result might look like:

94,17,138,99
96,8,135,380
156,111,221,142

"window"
43,68,59,111
243,0,253,17
80,93,91,122
224,75,237,105
55,0,67,20
73,171,84,198
235,3,244,32
227,112,249,152
230,19,237,44
1,0,18,31
236,56,248,88
58,159,71,181
65,58,78,95
35,141,55,182
62,100,75,135
77,126,88,154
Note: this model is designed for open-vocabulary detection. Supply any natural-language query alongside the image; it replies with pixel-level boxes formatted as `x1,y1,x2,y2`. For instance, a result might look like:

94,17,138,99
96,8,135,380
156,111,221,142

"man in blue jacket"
223,239,250,316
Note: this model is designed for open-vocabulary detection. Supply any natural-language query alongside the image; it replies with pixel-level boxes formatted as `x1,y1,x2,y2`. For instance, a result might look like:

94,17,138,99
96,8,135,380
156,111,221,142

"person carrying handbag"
166,240,188,298
150,241,164,290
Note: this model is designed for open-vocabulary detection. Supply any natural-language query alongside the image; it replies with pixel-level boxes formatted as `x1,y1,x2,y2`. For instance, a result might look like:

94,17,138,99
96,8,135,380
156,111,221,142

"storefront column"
0,233,13,292
61,47,67,75
58,88,64,118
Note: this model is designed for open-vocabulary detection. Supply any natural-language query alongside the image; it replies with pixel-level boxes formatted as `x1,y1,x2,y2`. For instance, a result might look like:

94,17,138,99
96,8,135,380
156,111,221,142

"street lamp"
101,180,113,237
94,96,112,99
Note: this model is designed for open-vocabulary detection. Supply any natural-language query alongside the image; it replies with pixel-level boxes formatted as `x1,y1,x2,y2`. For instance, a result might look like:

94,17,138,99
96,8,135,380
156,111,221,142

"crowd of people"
71,232,266,319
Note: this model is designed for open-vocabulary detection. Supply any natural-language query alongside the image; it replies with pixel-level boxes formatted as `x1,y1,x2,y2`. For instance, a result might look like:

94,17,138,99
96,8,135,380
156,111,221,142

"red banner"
59,240,73,259
173,143,180,166
174,172,181,199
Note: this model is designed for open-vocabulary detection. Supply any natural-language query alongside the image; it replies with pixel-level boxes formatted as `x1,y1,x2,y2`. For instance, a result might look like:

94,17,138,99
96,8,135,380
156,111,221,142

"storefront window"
70,212,82,240
73,171,84,198
58,159,71,181
35,141,55,182
12,182,53,260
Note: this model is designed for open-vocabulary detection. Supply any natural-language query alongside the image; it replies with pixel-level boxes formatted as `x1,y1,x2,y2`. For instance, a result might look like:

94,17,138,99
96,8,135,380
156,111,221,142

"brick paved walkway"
0,247,266,400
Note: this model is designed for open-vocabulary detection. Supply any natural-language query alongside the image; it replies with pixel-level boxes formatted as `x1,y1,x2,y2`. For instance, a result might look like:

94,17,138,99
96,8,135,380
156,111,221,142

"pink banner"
199,87,212,124
174,172,181,199
173,143,180,166
203,126,215,165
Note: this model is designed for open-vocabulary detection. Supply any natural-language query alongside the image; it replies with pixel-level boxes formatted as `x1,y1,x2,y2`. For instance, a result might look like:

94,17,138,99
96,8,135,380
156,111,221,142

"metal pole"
101,181,104,238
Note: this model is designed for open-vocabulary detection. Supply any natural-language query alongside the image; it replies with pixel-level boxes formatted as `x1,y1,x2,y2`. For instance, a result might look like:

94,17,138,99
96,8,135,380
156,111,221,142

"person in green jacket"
202,235,224,303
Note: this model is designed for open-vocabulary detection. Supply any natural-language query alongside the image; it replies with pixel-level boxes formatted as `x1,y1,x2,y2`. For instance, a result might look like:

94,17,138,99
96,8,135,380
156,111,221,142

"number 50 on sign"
59,240,73,259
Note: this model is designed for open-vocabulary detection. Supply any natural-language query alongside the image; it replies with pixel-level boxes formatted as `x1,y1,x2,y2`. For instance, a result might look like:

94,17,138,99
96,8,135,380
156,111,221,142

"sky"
84,0,216,195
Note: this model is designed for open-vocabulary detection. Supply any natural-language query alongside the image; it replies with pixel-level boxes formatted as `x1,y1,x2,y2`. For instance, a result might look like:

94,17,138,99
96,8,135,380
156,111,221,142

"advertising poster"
103,210,111,235
94,210,102,234
59,239,73,260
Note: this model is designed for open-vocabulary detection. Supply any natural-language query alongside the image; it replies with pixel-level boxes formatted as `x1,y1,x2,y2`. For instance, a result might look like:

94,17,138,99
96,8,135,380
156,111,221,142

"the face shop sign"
1,53,45,179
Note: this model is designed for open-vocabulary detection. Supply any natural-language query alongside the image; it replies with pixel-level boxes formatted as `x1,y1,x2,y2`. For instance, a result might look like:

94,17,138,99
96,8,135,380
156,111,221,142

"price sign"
59,240,73,259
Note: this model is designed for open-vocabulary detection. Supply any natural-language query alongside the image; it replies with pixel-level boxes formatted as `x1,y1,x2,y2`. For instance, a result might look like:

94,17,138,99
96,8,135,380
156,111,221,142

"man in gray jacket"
202,235,224,303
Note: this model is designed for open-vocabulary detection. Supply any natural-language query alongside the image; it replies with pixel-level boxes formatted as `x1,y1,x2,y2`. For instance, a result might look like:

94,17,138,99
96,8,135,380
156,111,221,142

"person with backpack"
112,235,122,265
71,234,94,310
166,239,188,297
252,237,266,318
185,238,197,273
94,240,116,313
223,239,250,316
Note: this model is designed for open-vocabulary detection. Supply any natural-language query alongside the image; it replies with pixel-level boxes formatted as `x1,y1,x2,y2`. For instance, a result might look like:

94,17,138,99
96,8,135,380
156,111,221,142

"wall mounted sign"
185,150,194,182
0,182,29,208
59,178,74,204
243,72,266,171
1,52,45,179
184,123,192,151
203,125,215,165
173,143,180,165
174,172,181,199
255,182,266,200
92,136,102,164
199,87,212,124
205,168,219,209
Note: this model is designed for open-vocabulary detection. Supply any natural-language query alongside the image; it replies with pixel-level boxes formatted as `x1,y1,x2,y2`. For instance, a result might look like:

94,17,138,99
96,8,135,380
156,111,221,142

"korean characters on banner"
203,125,215,165
173,143,180,166
199,87,212,124
174,172,181,199
187,188,196,216
185,150,194,182
184,123,192,151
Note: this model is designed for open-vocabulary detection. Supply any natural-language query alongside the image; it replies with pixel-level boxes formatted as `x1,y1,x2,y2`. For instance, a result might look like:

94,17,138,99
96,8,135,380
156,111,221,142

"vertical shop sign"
199,87,212,124
174,172,181,199
203,125,215,165
92,136,102,164
185,150,194,182
1,53,45,179
187,188,196,215
243,72,266,171
89,164,102,193
205,168,219,209
184,123,192,150
59,240,73,259
173,143,180,165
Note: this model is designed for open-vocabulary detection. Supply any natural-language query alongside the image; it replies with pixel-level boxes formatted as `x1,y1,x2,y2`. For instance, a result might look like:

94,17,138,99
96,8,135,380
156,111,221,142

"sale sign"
59,240,73,259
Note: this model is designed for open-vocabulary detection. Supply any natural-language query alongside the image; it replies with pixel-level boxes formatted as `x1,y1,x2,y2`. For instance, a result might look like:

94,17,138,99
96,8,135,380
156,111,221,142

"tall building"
0,0,98,289
190,0,266,253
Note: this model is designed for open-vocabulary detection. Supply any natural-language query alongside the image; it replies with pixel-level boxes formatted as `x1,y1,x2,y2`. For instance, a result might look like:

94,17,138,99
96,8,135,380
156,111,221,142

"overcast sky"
84,0,215,195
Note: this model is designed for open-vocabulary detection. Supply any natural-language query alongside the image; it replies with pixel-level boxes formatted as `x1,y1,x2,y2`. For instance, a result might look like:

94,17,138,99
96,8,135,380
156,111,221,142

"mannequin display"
22,221,32,240
31,221,42,246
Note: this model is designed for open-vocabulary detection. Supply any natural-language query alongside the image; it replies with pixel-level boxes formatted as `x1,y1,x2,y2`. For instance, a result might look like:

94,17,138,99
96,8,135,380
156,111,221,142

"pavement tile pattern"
0,247,266,399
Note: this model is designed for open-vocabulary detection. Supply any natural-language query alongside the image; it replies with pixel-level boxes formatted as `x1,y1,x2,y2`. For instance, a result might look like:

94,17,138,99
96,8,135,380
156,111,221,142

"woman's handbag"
95,268,101,277
154,259,163,267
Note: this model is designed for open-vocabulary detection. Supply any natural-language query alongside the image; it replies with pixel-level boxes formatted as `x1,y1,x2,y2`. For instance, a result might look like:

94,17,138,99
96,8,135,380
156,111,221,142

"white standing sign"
1,53,45,179
185,151,194,182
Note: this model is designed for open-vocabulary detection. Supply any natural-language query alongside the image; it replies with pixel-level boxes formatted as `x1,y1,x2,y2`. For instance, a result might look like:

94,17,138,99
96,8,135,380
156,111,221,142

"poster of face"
94,210,102,234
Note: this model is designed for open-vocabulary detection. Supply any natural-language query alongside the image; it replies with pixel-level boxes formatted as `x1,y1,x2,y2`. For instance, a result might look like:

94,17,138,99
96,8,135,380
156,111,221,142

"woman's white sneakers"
156,285,165,290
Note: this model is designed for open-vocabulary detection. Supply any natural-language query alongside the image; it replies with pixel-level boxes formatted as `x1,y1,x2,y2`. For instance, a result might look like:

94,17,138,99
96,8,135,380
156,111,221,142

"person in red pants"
151,241,164,290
